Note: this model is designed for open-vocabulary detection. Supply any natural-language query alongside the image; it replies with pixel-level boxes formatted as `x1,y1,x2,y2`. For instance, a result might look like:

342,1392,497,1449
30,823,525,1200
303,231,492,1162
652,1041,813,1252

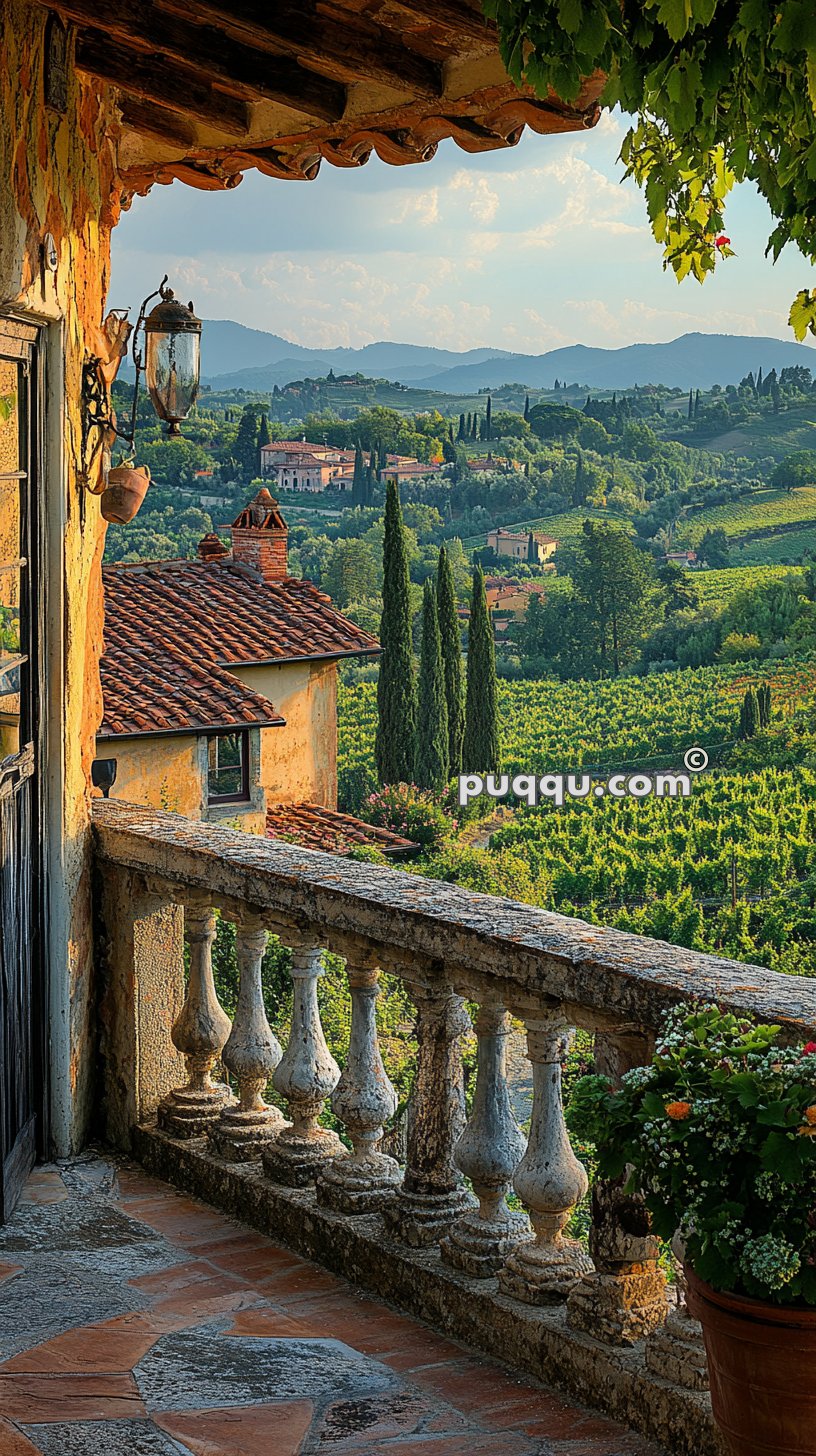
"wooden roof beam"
389,0,495,41
158,0,445,97
76,32,252,135
67,7,347,123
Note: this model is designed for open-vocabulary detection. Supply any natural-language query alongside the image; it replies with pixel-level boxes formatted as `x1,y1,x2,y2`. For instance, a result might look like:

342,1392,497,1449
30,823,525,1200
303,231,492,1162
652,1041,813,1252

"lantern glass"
143,290,201,436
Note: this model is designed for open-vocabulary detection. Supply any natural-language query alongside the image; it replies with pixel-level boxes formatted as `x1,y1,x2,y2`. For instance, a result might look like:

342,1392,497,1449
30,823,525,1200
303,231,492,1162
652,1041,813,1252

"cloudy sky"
111,110,815,354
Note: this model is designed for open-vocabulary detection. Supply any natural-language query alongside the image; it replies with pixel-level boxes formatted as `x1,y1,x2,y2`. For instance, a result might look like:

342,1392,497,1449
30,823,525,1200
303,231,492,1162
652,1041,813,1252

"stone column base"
498,1237,593,1305
440,1208,533,1278
208,1107,288,1164
158,1085,233,1139
645,1306,709,1390
316,1152,402,1214
567,1267,668,1346
382,1186,476,1248
261,1126,343,1188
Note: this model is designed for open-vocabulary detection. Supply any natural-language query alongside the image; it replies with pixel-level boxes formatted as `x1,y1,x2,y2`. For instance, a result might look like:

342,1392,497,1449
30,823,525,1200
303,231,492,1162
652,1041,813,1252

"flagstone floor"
0,1154,666,1456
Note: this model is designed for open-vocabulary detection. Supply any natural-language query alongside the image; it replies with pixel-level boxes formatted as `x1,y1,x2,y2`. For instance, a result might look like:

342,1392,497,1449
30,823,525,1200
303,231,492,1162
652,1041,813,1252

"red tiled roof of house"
265,802,417,858
99,638,285,739
100,557,379,738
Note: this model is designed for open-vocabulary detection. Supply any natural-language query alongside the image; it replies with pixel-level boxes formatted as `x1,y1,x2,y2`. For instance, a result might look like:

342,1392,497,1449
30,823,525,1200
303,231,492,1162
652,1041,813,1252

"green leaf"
789,288,816,341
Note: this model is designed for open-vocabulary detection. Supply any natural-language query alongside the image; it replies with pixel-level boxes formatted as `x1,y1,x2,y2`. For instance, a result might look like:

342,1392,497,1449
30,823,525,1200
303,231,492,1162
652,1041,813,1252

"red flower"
803,1042,816,1055
715,234,731,249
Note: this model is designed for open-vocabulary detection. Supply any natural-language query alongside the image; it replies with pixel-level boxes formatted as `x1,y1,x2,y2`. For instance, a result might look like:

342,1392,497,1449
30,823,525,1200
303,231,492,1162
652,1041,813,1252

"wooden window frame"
206,728,250,805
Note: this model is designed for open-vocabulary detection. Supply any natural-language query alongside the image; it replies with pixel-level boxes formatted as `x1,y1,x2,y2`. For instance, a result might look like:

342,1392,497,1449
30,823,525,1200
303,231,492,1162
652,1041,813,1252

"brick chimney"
230,488,288,582
197,532,230,562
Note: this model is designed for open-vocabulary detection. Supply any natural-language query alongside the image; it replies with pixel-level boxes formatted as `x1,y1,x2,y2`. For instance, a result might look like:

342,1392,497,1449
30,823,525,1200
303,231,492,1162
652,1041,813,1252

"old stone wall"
1,0,122,1150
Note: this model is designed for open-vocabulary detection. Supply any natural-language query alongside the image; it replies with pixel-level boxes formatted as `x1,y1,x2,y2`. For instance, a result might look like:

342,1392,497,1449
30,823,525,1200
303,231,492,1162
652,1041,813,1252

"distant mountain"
199,319,513,390
196,321,816,395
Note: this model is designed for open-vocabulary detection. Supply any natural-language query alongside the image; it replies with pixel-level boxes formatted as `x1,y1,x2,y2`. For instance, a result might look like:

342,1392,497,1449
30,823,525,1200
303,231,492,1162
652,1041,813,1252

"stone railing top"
93,800,816,1040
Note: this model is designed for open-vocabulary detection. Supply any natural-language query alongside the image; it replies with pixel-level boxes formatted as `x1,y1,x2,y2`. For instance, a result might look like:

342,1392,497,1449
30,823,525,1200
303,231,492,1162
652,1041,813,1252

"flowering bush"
567,1004,816,1305
360,783,455,852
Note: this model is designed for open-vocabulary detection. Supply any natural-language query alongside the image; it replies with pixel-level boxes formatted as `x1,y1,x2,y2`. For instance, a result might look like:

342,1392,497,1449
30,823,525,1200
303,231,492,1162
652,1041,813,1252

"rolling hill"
198,323,816,394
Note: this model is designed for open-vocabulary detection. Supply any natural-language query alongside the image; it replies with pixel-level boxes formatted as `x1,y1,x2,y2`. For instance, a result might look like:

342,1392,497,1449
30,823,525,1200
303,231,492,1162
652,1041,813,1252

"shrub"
360,782,455,852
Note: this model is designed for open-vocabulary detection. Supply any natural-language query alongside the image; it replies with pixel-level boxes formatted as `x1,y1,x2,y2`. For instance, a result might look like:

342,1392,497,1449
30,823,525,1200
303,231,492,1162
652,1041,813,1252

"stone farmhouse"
97,487,413,856
487,526,558,564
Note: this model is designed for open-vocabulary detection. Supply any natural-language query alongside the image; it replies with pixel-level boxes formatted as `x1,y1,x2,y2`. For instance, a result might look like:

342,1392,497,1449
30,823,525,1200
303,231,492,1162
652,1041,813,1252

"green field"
461,507,631,553
692,563,804,607
676,487,816,548
690,397,816,462
730,527,816,565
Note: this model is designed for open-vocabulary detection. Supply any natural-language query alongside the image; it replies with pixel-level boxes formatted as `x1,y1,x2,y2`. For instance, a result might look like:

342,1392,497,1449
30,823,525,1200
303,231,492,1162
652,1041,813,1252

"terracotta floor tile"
155,1400,314,1456
18,1171,68,1207
313,1390,463,1451
177,1232,273,1261
356,1435,535,1455
0,1419,41,1454
0,1261,22,1285
0,1372,145,1424
255,1265,349,1300
225,1307,329,1340
130,1261,247,1295
1,1313,160,1375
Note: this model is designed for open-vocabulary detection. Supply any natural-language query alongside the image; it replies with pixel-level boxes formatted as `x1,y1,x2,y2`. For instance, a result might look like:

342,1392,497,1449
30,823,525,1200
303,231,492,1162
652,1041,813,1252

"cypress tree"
257,411,271,450
376,480,416,784
694,389,701,418
466,412,472,435
485,394,492,441
462,565,500,774
471,412,478,439
687,389,694,420
365,450,375,505
757,365,764,395
448,421,454,443
458,412,466,440
415,581,449,790
524,394,530,422
377,439,387,479
436,543,464,776
351,442,365,507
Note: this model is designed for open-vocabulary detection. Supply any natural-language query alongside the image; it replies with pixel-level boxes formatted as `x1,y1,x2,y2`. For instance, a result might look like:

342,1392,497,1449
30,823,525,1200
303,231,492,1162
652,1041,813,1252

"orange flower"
666,1101,692,1121
805,1105,816,1125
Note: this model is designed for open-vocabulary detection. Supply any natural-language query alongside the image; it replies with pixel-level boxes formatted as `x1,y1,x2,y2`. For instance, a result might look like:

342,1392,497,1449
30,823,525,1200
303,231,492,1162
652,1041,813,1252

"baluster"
158,904,233,1138
209,918,287,1162
382,981,475,1247
645,1235,709,1389
567,1030,668,1344
441,1003,532,1275
498,1010,592,1303
262,944,343,1187
317,956,401,1213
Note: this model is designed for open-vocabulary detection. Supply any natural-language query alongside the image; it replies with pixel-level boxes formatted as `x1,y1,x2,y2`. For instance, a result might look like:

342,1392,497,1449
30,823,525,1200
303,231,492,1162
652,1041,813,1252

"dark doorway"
0,317,45,1221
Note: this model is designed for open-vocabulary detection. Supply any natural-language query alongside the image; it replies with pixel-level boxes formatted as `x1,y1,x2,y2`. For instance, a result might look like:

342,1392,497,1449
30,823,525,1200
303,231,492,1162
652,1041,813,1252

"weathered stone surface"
646,1305,710,1392
133,1322,398,1411
210,922,285,1162
263,946,343,1187
498,1014,592,1305
158,907,233,1139
317,961,401,1215
442,1005,531,1277
383,984,475,1247
136,1124,727,1456
23,1421,181,1456
93,800,816,1042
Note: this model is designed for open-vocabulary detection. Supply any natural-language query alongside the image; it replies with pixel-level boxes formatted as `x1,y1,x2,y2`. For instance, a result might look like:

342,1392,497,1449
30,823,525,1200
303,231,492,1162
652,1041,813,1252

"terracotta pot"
100,464,151,524
685,1264,816,1455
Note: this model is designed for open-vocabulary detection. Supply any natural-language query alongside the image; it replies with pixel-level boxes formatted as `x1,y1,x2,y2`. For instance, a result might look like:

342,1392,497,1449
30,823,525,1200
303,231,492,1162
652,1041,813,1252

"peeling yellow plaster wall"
98,734,205,818
231,659,338,809
1,1,122,1149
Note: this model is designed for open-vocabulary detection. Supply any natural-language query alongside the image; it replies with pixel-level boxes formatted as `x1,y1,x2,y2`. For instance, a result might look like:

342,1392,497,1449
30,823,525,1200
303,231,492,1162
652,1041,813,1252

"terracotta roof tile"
102,559,379,667
100,557,379,739
99,638,284,739
265,803,417,858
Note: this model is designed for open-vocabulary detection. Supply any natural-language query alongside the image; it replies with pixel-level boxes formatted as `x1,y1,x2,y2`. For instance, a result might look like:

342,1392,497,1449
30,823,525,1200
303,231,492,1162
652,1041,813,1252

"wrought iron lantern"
81,275,202,471
143,285,202,436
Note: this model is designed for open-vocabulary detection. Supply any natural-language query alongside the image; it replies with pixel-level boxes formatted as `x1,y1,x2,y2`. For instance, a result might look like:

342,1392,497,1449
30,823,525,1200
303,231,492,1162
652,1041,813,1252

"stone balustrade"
93,801,816,1456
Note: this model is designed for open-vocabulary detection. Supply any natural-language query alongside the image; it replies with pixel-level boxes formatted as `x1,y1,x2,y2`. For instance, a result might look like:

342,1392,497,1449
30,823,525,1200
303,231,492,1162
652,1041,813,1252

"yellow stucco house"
95,487,411,855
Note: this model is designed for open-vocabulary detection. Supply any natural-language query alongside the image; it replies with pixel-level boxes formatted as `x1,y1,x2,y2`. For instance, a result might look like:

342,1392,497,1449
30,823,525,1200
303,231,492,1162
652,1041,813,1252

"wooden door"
0,318,43,1221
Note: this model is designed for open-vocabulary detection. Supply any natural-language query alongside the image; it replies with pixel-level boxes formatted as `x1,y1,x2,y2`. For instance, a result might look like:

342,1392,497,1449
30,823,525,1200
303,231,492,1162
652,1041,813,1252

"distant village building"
663,550,698,567
96,489,414,858
486,528,558,565
260,441,430,492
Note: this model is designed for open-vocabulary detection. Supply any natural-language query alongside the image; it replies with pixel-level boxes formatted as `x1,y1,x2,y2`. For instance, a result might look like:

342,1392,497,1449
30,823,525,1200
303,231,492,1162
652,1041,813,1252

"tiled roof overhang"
43,1,604,197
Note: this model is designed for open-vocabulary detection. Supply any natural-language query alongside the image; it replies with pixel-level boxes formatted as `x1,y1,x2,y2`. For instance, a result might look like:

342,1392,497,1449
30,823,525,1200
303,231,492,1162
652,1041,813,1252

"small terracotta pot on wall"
100,464,151,524
685,1264,816,1456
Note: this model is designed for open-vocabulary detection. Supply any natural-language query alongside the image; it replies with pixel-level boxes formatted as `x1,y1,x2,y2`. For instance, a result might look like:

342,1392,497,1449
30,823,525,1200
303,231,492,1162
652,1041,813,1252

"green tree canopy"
527,401,585,441
770,451,816,493
485,0,816,336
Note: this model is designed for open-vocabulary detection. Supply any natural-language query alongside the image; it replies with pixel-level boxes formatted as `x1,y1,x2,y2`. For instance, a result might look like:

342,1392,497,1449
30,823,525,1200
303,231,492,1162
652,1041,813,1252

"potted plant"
568,1003,816,1456
99,457,151,523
